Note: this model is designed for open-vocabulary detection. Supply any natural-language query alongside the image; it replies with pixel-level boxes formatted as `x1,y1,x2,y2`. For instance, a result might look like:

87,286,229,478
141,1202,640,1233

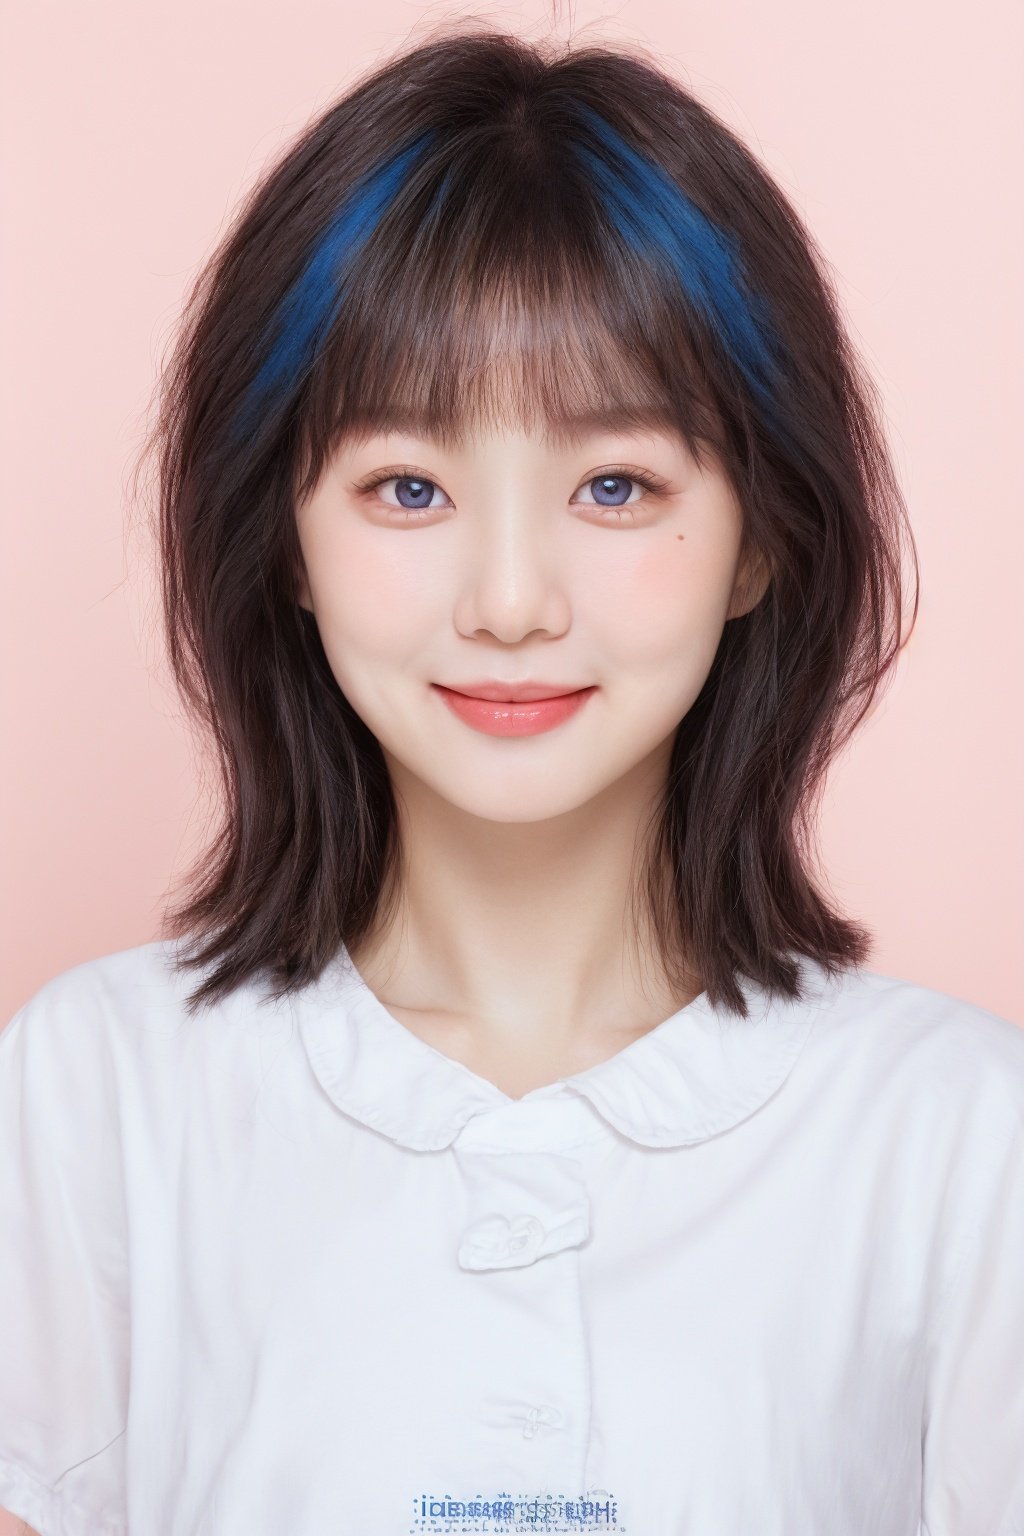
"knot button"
505,1215,544,1256
522,1404,565,1439
458,1212,547,1270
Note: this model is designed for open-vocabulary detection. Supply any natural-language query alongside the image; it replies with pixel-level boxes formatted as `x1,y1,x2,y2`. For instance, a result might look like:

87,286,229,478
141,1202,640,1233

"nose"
453,506,572,644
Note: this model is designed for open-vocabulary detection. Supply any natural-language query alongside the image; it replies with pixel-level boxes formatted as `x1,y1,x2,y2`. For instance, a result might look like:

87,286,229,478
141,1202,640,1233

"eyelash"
353,464,669,523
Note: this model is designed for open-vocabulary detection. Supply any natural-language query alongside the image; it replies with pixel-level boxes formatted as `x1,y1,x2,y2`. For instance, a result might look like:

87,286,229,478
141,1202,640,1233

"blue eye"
574,467,668,519
589,475,638,507
390,476,440,510
360,471,451,515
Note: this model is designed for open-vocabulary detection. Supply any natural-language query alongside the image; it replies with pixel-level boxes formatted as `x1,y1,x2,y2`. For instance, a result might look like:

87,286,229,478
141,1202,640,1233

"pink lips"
431,683,598,737
441,680,590,702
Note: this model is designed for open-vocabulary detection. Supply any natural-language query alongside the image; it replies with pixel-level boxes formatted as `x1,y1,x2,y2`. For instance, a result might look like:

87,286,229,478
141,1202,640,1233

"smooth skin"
293,417,771,1099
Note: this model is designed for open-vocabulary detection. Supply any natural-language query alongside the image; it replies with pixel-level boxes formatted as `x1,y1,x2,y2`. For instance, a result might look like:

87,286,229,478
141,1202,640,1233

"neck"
348,750,700,1055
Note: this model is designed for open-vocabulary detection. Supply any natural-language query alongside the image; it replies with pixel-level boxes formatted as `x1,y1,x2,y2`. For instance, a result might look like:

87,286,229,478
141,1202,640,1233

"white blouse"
0,938,1022,1536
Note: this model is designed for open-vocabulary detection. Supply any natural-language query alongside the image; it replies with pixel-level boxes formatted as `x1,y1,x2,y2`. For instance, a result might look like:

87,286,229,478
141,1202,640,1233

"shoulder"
1,937,285,1097
818,960,1024,1063
0,941,298,1191
801,958,1024,1149
5,935,281,1035
2,940,163,1078
7,936,212,1021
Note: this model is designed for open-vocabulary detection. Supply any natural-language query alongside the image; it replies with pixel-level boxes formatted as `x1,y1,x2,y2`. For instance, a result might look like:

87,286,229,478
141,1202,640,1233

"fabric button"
459,1212,546,1269
453,1149,592,1271
521,1404,565,1439
504,1215,544,1256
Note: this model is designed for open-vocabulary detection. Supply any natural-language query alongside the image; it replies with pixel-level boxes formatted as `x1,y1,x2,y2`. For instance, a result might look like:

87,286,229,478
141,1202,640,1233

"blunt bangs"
300,233,728,496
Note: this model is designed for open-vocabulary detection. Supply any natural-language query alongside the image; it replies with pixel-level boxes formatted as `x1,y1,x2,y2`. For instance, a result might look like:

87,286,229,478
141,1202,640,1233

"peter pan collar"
292,944,835,1153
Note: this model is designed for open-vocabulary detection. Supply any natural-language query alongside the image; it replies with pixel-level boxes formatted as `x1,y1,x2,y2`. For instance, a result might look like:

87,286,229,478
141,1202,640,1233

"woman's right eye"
358,471,452,516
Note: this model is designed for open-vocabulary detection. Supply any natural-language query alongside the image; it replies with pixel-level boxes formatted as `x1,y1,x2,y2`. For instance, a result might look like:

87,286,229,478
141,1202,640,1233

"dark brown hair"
135,25,918,1019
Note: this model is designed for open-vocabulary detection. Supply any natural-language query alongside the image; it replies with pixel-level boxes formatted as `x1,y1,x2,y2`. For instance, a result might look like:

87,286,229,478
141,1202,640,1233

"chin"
434,773,611,825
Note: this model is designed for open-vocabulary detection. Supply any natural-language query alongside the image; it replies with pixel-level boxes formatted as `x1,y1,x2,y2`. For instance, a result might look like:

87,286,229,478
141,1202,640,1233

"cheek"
591,534,736,661
309,533,438,660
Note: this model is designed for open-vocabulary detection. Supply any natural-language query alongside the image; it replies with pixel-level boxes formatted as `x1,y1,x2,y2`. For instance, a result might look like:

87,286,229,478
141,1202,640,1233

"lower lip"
431,684,598,737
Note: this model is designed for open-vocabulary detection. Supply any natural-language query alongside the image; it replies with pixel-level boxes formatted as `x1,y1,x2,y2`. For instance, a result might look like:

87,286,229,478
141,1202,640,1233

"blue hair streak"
232,127,440,444
233,109,787,448
570,102,787,427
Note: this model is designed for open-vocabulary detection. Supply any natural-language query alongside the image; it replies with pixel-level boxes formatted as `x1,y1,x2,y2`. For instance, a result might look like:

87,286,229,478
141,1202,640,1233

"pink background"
0,2,1021,1529
1,0,1022,1070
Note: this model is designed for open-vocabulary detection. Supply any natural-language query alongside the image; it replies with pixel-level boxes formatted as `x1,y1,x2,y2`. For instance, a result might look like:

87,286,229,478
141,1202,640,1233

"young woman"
1,26,1021,1536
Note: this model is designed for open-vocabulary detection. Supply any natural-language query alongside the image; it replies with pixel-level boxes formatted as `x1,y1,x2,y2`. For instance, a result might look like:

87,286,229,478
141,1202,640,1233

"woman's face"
293,418,768,823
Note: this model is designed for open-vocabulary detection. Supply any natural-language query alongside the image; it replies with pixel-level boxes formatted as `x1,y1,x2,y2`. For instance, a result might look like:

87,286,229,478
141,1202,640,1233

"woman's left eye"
573,470,663,517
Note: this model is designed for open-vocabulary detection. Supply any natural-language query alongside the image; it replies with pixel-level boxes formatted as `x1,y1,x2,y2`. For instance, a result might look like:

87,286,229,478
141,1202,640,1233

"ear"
726,546,771,621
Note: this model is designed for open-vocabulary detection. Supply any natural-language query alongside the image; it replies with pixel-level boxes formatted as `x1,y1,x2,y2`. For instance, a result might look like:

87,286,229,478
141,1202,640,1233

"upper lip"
437,680,594,702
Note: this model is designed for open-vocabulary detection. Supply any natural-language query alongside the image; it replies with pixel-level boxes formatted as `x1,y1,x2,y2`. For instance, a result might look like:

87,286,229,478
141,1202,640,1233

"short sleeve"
0,977,130,1536
920,1070,1024,1535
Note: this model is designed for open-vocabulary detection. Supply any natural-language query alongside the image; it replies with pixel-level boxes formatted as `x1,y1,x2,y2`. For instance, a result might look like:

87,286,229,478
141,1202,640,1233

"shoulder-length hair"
136,26,918,1019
